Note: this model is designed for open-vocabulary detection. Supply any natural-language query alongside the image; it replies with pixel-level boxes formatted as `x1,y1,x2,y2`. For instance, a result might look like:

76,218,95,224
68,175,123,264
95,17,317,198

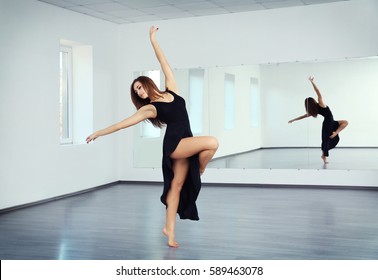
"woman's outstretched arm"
309,76,326,107
288,113,310,123
149,26,178,93
86,105,156,143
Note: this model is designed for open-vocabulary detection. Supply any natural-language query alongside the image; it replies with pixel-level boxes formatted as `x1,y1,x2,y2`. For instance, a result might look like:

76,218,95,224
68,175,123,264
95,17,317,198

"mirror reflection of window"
188,69,205,134
139,70,161,138
250,77,260,128
224,73,236,130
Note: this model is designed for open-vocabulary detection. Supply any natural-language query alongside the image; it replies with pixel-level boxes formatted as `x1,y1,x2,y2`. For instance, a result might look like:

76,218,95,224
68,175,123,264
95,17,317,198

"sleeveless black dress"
150,90,201,221
317,104,340,157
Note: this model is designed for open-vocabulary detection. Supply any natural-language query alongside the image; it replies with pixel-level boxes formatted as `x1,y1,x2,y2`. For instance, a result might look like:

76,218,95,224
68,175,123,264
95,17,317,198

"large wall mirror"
133,56,378,171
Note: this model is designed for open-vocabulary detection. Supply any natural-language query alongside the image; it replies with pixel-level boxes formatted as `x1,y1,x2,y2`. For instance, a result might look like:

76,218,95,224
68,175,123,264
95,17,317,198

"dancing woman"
288,77,348,164
86,26,218,247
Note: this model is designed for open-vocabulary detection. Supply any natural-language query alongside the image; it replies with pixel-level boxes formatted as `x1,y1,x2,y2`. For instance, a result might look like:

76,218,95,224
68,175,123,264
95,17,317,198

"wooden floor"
1,182,378,260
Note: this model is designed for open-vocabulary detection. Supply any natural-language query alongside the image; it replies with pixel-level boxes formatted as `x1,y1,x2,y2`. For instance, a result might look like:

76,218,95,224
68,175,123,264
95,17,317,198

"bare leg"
330,120,348,139
170,136,219,175
198,149,217,175
163,136,218,247
163,158,189,248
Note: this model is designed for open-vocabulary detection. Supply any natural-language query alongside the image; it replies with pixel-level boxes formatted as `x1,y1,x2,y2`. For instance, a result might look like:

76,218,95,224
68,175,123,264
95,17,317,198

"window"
60,46,73,144
224,73,236,130
59,40,93,145
188,69,204,134
250,77,260,127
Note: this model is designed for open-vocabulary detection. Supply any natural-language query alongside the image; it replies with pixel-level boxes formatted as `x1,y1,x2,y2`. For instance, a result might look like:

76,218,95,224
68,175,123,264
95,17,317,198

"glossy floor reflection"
1,183,378,260
208,147,378,170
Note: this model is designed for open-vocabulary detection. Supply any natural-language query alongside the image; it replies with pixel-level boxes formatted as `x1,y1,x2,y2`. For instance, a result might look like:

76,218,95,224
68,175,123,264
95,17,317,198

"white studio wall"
0,0,119,209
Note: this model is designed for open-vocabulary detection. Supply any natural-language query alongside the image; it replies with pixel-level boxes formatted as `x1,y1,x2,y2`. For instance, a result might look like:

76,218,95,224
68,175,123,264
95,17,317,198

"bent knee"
340,120,349,126
208,136,219,151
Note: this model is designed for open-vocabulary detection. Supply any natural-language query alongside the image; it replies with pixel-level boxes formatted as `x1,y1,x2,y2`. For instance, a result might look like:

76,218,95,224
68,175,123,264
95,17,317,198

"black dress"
317,104,340,157
150,90,201,221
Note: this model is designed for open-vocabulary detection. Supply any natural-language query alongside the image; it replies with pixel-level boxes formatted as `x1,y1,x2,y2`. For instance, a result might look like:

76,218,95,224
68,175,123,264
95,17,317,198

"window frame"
59,45,73,145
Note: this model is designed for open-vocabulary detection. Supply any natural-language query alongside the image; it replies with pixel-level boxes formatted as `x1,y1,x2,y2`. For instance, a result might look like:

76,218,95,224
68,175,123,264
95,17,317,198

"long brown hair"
130,76,166,128
305,97,318,117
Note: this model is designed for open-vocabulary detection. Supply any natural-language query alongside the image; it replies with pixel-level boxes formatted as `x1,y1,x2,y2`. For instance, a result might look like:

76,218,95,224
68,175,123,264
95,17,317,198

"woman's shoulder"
165,88,177,95
141,103,157,111
165,86,181,96
137,104,157,119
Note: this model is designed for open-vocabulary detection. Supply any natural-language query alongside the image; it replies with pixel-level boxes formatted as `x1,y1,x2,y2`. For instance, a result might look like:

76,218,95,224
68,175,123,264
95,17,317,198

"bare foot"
321,155,329,164
330,131,338,139
163,227,179,248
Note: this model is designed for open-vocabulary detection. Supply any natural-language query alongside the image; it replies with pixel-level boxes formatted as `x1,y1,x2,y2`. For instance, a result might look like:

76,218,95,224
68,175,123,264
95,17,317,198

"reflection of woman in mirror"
86,26,218,248
288,77,348,164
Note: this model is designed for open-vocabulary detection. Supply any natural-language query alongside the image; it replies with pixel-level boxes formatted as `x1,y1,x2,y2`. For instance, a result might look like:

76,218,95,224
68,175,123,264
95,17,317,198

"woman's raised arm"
149,26,178,93
309,76,326,108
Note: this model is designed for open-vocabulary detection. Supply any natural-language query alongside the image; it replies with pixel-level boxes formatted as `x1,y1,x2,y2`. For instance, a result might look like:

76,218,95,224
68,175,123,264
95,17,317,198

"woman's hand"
309,76,314,83
149,26,159,41
86,133,98,144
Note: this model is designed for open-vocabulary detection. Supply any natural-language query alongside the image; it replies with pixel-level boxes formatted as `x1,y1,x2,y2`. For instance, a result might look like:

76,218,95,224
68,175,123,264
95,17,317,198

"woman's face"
133,81,148,99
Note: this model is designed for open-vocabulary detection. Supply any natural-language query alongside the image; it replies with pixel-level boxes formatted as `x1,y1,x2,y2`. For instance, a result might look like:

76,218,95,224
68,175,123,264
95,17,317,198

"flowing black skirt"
160,122,201,220
321,120,340,157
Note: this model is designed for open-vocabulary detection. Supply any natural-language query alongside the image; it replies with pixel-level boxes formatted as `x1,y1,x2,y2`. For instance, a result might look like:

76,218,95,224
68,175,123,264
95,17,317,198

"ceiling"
38,0,350,24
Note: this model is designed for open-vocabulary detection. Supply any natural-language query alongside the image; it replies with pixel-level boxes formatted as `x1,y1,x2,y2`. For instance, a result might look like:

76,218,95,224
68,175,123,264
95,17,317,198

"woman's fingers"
150,26,159,34
86,135,96,143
